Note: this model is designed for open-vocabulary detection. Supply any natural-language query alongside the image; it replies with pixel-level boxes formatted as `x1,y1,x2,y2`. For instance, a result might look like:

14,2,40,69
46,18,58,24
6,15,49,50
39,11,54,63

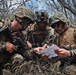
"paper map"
37,45,60,58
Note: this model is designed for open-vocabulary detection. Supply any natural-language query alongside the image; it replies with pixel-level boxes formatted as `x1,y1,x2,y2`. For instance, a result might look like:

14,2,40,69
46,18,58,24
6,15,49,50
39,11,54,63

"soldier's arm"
42,28,55,46
0,41,18,53
55,49,76,58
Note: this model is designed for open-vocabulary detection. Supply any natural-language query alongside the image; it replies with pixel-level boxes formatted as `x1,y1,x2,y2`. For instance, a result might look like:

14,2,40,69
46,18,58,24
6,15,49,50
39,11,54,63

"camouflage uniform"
26,22,53,47
23,10,55,60
50,12,76,48
2,6,35,74
50,12,76,75
0,6,34,74
11,6,34,53
26,10,54,47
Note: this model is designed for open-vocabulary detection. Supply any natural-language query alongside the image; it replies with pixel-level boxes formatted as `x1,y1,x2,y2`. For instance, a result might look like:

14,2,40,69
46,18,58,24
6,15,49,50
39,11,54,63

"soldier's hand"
11,20,22,31
34,47,44,52
55,49,70,58
34,47,48,60
6,42,18,53
43,44,49,48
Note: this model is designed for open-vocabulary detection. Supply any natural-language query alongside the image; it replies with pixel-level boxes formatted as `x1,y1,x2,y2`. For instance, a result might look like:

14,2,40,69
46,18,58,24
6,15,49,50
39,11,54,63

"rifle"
28,30,40,48
12,37,26,55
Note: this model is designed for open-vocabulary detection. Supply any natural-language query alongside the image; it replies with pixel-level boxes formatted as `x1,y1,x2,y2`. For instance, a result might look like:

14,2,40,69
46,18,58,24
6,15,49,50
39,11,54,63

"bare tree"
0,0,30,19
38,0,76,24
58,0,76,16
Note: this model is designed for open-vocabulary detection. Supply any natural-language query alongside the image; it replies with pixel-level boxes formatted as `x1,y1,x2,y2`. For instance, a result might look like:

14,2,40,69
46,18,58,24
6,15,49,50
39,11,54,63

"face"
15,17,31,30
37,21,47,30
51,22,63,33
55,24,63,33
11,20,22,31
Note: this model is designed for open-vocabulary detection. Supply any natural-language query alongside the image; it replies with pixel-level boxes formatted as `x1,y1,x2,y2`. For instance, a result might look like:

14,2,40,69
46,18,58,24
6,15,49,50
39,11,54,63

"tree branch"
58,0,76,15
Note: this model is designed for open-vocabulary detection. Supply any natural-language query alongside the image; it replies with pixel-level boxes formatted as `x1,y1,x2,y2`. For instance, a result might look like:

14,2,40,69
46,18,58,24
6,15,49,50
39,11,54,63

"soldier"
49,12,76,48
49,12,76,75
0,6,34,74
26,9,54,49
9,6,35,62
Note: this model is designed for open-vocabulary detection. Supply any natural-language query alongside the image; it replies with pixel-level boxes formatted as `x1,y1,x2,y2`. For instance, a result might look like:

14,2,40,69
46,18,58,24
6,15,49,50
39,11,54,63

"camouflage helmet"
50,12,69,26
14,6,34,21
35,10,49,23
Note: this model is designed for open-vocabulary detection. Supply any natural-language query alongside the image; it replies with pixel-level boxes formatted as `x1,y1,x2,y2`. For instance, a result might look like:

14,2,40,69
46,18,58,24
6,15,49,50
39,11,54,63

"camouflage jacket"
26,22,54,47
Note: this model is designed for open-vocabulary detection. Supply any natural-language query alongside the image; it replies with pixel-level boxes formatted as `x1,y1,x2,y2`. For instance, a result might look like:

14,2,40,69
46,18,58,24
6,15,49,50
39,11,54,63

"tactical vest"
27,23,50,47
55,27,76,49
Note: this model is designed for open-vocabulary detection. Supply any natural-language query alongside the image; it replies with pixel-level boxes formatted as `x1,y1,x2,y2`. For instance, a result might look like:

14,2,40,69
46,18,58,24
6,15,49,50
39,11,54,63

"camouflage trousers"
62,64,76,75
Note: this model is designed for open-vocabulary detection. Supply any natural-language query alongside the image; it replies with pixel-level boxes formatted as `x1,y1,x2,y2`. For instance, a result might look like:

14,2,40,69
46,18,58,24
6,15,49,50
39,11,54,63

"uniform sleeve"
42,29,55,46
